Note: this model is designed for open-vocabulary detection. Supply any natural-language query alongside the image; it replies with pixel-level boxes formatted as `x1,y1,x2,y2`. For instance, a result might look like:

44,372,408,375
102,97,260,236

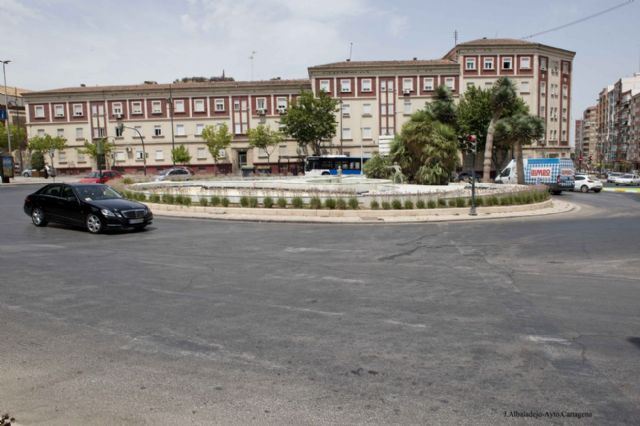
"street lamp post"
466,134,478,216
117,121,147,176
1,60,11,155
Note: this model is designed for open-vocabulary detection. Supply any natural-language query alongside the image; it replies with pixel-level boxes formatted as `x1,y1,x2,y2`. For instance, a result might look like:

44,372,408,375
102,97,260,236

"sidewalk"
1,175,81,185
148,199,575,224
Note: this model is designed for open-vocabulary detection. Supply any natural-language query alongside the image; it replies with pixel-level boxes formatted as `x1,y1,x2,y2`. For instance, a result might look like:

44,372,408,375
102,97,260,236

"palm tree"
482,78,518,182
495,114,545,184
426,85,457,127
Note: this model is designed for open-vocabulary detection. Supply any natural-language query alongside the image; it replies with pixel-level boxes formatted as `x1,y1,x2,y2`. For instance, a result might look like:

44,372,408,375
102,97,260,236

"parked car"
22,169,33,177
154,167,194,181
79,170,123,184
453,171,480,183
606,172,624,183
613,173,640,186
574,174,603,193
23,183,153,234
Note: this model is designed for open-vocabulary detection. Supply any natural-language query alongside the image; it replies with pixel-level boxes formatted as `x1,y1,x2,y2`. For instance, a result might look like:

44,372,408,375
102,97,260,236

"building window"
279,145,287,156
562,85,568,97
155,149,164,161
387,80,394,92
195,124,204,136
520,81,530,93
54,104,65,117
58,151,66,162
233,100,240,111
540,106,545,116
73,104,83,116
502,57,513,70
194,99,205,112
341,128,352,140
402,78,413,92
277,97,288,112
445,77,455,90
362,127,372,139
341,103,350,117
466,82,475,89
423,77,434,91
131,101,143,115
361,79,372,92
176,124,185,136
520,56,531,69
197,147,206,159
319,79,330,92
115,151,126,161
77,152,85,162
380,104,387,115
540,82,546,94
340,79,351,93
154,125,162,136
485,81,494,87
134,126,143,138
234,123,242,134
34,105,46,118
380,80,387,92
562,62,570,74
258,147,268,158
174,99,185,113
37,129,45,137
403,100,411,115
388,104,394,115
115,125,123,137
362,103,372,116
256,97,266,111
152,101,162,114
135,150,145,160
215,98,225,112
465,57,476,70
75,128,83,139
57,128,64,137
539,57,547,70
112,102,123,116
483,57,494,70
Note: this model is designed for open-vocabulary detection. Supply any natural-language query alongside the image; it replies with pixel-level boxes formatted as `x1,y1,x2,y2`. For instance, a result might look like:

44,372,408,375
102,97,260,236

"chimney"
80,84,86,87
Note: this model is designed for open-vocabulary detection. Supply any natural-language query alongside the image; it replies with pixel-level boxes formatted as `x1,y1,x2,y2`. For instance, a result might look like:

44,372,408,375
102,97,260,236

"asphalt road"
1,185,639,425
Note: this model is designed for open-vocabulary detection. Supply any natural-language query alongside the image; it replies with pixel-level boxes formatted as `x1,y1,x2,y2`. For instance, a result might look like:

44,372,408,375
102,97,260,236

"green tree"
28,134,68,166
363,153,393,179
77,138,115,162
494,113,545,184
247,124,284,164
0,124,26,153
482,77,519,182
202,123,232,174
279,90,338,155
172,144,192,165
31,151,45,171
457,86,493,154
390,110,459,185
426,85,457,127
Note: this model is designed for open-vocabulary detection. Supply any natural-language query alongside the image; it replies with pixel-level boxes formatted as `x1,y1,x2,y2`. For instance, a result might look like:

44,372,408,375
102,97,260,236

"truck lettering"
530,168,551,177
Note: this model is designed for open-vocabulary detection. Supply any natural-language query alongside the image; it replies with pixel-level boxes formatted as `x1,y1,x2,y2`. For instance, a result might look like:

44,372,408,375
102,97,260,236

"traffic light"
466,134,477,153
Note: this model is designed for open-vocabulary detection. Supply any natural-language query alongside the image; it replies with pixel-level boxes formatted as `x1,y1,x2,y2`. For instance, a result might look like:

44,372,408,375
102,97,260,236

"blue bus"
304,155,371,176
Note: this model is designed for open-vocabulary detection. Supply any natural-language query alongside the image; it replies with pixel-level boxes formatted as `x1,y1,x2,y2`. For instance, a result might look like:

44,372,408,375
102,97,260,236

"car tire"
580,185,589,193
593,189,602,193
551,190,561,195
31,207,48,227
321,172,330,176
86,213,103,234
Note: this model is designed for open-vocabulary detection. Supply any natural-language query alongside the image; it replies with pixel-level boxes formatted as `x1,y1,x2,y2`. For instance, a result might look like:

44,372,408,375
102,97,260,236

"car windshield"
85,171,100,178
158,169,172,176
76,185,122,201
622,174,634,178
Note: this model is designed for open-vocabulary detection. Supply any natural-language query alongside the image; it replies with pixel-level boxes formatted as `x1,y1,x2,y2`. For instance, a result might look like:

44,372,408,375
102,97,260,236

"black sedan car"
24,183,153,234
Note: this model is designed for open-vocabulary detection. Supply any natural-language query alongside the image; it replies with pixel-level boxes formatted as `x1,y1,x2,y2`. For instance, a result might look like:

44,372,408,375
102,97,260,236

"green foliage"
221,197,230,207
426,85,457,127
499,195,512,206
416,199,426,209
247,124,284,163
77,139,115,161
28,134,68,165
279,90,338,155
174,194,185,205
455,198,466,208
171,144,192,165
437,199,447,207
390,110,459,185
210,196,221,206
348,197,359,210
475,197,484,207
182,196,192,206
448,199,457,208
391,199,402,209
0,124,26,152
494,112,545,184
31,151,45,170
263,196,274,208
457,86,492,153
199,197,209,207
363,153,393,179
404,200,414,209
309,196,322,209
123,177,134,184
202,123,232,165
162,193,175,204
427,199,437,209
240,196,249,207
277,197,287,208
291,197,304,208
382,201,392,210
149,194,161,203
370,200,380,209
324,198,337,209
248,197,258,208
336,198,347,210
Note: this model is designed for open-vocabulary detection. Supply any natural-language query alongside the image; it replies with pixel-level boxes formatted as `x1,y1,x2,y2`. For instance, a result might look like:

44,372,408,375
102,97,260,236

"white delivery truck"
495,158,576,194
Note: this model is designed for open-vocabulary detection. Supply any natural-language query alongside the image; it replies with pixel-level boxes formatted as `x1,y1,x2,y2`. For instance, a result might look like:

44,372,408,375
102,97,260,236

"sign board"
1,155,15,179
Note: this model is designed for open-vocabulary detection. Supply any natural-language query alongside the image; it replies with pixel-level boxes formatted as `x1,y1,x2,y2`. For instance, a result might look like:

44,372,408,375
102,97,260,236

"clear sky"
2,0,639,133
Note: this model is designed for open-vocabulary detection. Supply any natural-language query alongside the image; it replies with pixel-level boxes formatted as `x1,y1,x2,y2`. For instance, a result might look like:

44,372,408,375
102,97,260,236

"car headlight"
101,208,116,217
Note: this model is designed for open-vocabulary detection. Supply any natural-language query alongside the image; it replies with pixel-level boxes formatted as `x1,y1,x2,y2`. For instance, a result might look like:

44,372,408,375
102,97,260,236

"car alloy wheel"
581,185,589,193
31,207,48,227
86,213,103,234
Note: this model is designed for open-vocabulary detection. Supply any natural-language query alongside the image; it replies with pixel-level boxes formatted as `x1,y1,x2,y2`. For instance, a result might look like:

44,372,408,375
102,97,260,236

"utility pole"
249,51,256,81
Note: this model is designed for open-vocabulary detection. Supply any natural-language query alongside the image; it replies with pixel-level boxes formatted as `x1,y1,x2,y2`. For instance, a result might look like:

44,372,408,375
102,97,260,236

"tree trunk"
482,118,497,182
515,140,525,185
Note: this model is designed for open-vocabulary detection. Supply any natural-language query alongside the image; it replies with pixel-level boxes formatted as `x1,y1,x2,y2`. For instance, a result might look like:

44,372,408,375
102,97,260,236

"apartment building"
576,105,597,163
23,79,310,174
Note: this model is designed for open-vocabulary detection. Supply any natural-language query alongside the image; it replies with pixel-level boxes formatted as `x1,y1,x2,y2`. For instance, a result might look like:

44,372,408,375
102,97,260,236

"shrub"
240,196,249,207
137,193,147,202
263,196,274,208
416,200,426,209
123,177,134,185
149,193,160,203
447,199,457,208
221,197,230,207
512,193,522,204
248,197,258,208
391,199,402,210
336,198,347,210
210,196,221,206
455,198,466,208
499,195,512,206
475,197,484,207
199,197,209,207
487,196,499,206
348,197,359,210
162,193,175,204
292,197,304,208
521,192,532,204
310,196,322,209
427,199,437,209
370,200,380,209
277,197,287,208
324,198,337,209
404,200,414,209
382,201,392,210
437,199,447,207
182,196,192,206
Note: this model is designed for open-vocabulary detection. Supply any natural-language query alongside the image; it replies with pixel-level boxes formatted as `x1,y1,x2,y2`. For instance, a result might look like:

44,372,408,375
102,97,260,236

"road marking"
384,319,427,329
269,304,343,316
526,335,571,345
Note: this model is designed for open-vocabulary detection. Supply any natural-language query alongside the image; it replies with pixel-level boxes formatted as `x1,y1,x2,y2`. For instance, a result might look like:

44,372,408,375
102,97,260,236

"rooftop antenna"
249,51,256,81
348,42,353,61
454,30,458,45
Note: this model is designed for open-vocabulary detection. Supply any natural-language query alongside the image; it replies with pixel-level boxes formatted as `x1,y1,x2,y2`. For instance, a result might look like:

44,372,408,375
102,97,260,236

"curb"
148,199,575,224
602,187,640,194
